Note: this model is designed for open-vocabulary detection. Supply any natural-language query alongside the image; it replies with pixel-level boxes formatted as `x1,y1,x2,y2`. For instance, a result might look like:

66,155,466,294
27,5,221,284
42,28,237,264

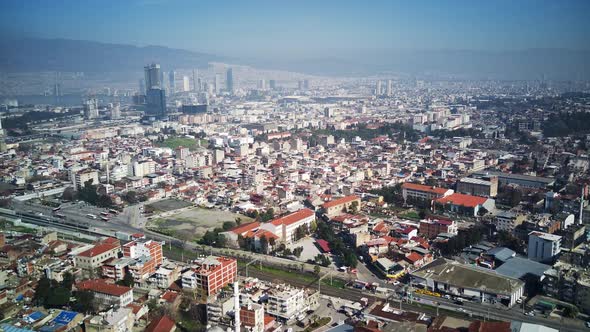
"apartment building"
495,210,526,233
265,285,319,322
419,219,458,239
122,239,163,266
528,231,562,263
181,256,237,297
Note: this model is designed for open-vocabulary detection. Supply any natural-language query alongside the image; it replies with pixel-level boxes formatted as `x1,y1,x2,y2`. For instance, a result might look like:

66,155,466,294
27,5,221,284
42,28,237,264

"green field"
156,137,201,150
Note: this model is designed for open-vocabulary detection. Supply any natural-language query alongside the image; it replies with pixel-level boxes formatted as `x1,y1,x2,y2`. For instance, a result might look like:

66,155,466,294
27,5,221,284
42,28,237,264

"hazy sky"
1,0,589,58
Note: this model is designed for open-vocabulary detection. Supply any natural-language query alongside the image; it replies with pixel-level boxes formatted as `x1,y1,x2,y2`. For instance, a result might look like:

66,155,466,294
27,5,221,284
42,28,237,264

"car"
392,281,400,286
525,311,535,317
457,308,467,313
585,321,590,328
454,300,464,305
516,298,523,304
443,295,451,299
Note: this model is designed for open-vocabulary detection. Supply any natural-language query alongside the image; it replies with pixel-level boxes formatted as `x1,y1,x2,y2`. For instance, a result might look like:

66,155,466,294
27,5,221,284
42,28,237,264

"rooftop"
435,193,487,207
411,258,524,296
322,195,360,209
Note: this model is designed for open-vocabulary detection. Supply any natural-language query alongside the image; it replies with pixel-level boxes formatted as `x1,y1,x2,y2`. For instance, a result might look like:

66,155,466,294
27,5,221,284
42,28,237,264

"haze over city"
0,2,590,332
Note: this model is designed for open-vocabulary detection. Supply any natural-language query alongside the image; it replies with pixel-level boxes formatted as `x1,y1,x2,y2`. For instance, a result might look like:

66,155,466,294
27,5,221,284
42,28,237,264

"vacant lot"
148,207,252,239
146,199,193,212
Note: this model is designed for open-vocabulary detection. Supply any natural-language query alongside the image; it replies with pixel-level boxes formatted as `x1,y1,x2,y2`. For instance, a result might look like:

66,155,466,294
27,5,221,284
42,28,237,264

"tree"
259,235,269,254
563,306,579,318
477,206,488,217
46,287,71,308
117,271,135,287
74,290,97,314
62,187,77,201
33,277,51,306
350,201,359,214
293,247,303,258
61,272,75,290
123,191,139,204
314,265,321,275
222,221,237,231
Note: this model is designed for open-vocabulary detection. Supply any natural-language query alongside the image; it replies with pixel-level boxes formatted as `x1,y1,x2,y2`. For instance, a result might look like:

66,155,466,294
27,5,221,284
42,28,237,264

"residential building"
434,193,495,217
495,210,526,233
419,219,458,239
528,231,562,263
240,303,265,332
265,284,319,322
181,256,237,297
122,239,163,266
76,279,133,308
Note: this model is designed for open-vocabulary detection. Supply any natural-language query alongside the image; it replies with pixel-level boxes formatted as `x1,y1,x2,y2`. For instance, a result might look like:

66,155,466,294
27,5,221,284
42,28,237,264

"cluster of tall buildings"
375,79,393,96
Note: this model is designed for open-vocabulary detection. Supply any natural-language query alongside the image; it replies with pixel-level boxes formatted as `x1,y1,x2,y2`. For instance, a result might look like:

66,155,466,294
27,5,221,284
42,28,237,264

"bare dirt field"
148,207,252,239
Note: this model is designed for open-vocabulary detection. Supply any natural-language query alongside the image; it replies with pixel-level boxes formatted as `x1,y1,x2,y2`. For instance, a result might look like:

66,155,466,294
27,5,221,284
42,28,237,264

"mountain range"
0,38,589,80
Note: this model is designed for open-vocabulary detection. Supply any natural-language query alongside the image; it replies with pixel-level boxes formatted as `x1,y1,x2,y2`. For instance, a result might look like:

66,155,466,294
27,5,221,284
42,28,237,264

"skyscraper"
144,63,161,92
214,74,221,94
169,71,176,93
146,88,166,117
183,76,190,92
258,79,266,90
192,69,198,92
84,98,99,120
139,79,146,94
386,79,392,96
269,80,276,90
376,81,382,96
226,68,234,94
111,103,121,120
303,79,310,90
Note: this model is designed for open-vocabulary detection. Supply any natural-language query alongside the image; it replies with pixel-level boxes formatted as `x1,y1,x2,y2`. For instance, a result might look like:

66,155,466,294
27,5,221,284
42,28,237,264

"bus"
86,214,97,219
100,212,109,217
55,213,65,219
109,209,119,215
101,217,109,222
52,207,61,212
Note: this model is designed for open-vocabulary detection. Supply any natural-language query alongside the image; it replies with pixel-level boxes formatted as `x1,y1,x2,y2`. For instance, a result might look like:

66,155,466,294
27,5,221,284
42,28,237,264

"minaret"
234,282,240,332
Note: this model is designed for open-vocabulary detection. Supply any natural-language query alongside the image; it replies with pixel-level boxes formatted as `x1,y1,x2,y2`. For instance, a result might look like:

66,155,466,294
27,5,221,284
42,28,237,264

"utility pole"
244,258,259,278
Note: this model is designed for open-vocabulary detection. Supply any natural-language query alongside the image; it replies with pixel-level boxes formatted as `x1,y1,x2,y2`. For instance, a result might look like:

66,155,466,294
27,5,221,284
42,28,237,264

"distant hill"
0,38,223,73
248,49,590,80
0,38,588,80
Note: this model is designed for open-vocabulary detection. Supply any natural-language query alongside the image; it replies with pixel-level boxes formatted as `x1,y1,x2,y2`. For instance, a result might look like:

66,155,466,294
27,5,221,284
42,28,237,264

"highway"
4,202,588,331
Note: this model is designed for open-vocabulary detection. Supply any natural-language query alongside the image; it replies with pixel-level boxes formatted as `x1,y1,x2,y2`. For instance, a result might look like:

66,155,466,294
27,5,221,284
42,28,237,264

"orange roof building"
321,195,361,217
260,208,315,243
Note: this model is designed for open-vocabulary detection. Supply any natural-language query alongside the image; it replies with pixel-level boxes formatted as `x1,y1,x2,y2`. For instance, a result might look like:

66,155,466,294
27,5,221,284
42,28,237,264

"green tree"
46,287,71,308
314,265,321,275
61,272,75,290
259,235,269,254
33,277,51,306
563,306,579,318
74,290,97,314
222,221,237,231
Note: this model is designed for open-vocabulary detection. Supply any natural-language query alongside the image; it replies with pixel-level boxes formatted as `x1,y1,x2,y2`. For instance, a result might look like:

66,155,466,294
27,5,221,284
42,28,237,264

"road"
5,202,588,331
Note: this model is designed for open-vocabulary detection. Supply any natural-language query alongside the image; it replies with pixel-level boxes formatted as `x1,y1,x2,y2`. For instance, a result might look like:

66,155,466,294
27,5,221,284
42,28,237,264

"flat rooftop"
411,258,524,296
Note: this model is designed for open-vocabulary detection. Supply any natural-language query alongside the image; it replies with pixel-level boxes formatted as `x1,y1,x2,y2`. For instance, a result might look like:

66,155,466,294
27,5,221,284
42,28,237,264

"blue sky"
1,0,589,57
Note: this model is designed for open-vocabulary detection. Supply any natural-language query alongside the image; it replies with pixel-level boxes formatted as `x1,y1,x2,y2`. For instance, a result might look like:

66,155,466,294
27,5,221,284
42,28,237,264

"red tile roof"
435,193,487,207
270,208,314,226
322,195,360,209
316,239,331,253
405,252,423,263
77,243,119,258
76,279,132,297
145,315,176,332
229,222,261,235
402,183,449,195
